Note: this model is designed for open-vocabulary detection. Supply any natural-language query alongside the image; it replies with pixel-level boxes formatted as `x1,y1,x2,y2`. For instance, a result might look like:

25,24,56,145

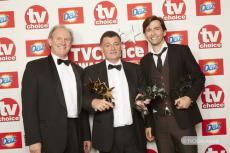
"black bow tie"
108,64,122,71
57,59,70,66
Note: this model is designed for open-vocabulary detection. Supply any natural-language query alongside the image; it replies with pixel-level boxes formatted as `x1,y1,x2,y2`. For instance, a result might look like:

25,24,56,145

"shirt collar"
150,41,168,55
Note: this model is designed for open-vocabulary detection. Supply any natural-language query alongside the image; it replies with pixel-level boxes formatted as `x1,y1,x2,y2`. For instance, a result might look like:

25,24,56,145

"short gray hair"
48,25,74,43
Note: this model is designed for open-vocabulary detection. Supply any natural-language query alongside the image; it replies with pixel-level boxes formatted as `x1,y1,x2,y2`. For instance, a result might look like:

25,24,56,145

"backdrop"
0,0,229,153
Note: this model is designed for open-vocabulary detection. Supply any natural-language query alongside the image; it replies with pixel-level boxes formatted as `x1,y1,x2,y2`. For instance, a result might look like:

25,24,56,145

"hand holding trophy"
135,84,167,115
87,79,115,111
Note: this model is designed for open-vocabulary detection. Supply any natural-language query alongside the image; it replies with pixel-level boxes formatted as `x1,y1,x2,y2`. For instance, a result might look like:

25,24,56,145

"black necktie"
153,47,167,72
57,59,70,66
108,64,122,71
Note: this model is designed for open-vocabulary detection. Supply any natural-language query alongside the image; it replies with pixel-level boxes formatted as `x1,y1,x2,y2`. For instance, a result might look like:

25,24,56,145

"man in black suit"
21,25,91,153
139,15,205,153
83,31,147,153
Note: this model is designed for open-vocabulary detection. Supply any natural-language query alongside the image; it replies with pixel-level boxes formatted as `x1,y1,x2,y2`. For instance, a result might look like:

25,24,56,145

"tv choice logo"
199,59,224,76
0,98,20,122
198,24,222,49
58,7,84,24
0,37,16,62
26,39,50,57
0,132,22,149
0,72,18,89
25,5,49,30
201,84,224,109
0,11,15,28
202,118,226,136
69,40,148,68
94,1,118,25
127,3,152,20
205,144,227,153
162,0,186,21
165,30,188,45
196,0,221,16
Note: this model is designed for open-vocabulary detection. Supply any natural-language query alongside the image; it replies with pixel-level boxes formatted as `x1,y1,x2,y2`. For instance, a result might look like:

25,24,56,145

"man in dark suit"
21,25,91,153
83,31,147,153
139,15,205,153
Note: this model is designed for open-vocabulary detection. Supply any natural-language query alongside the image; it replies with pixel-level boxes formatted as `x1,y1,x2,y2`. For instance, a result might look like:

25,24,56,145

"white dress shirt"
151,42,168,67
106,60,133,127
52,53,78,118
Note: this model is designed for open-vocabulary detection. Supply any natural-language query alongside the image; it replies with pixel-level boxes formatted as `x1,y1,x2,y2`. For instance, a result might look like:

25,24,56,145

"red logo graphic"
165,30,188,45
198,24,222,49
196,0,221,16
0,98,20,122
205,144,227,153
58,7,84,24
201,85,224,109
25,39,50,57
202,118,226,136
94,1,118,25
122,41,148,64
0,132,22,149
0,11,15,28
147,149,157,153
0,37,16,62
163,0,186,20
0,72,18,89
127,3,152,20
69,40,148,68
25,5,49,30
199,59,224,76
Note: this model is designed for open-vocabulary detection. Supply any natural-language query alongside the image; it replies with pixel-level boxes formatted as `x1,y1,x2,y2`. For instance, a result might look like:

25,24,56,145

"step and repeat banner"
1,0,229,153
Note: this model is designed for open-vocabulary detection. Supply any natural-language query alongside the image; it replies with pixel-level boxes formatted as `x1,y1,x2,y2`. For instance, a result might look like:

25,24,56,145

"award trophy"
135,84,167,115
87,79,115,106
171,75,192,100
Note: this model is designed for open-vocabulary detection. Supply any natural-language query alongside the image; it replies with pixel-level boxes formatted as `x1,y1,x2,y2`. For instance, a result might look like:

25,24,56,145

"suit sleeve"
182,45,206,102
82,68,95,113
79,109,91,141
21,62,41,145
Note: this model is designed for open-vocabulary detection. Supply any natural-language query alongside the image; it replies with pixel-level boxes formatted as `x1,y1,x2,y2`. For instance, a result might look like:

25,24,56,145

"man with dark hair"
139,15,205,153
83,31,147,153
21,25,91,153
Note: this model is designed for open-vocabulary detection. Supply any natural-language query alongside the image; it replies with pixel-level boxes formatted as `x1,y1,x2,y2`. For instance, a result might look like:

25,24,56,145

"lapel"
47,55,67,110
145,53,157,84
167,44,175,91
121,61,135,107
70,62,82,113
96,61,110,87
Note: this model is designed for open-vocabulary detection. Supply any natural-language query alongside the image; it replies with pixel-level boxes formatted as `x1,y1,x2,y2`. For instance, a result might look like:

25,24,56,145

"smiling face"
48,27,72,59
144,20,166,51
100,36,122,64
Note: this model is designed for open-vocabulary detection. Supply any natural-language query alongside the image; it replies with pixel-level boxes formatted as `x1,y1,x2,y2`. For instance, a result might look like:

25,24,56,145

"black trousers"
100,125,145,153
153,115,197,153
64,118,83,153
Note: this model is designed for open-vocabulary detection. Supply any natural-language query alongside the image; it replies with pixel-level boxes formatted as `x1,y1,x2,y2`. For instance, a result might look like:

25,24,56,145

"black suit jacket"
140,44,205,129
21,55,91,153
83,60,146,152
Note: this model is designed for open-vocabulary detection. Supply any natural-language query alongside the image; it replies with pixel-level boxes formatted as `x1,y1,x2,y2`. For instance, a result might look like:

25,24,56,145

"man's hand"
29,143,42,153
145,127,155,142
83,141,92,153
175,96,192,109
91,99,113,111
135,94,151,110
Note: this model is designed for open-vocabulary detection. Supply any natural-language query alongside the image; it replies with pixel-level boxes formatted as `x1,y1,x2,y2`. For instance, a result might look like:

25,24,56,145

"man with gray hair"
22,25,91,153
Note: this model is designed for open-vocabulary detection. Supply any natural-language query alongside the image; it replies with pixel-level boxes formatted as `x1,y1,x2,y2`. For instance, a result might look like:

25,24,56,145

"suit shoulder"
168,44,189,49
84,62,103,72
26,57,48,68
140,52,152,62
123,61,138,68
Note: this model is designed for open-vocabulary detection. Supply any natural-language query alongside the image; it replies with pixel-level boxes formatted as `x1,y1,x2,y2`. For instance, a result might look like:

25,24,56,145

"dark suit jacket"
21,55,91,153
83,60,146,152
140,44,205,129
